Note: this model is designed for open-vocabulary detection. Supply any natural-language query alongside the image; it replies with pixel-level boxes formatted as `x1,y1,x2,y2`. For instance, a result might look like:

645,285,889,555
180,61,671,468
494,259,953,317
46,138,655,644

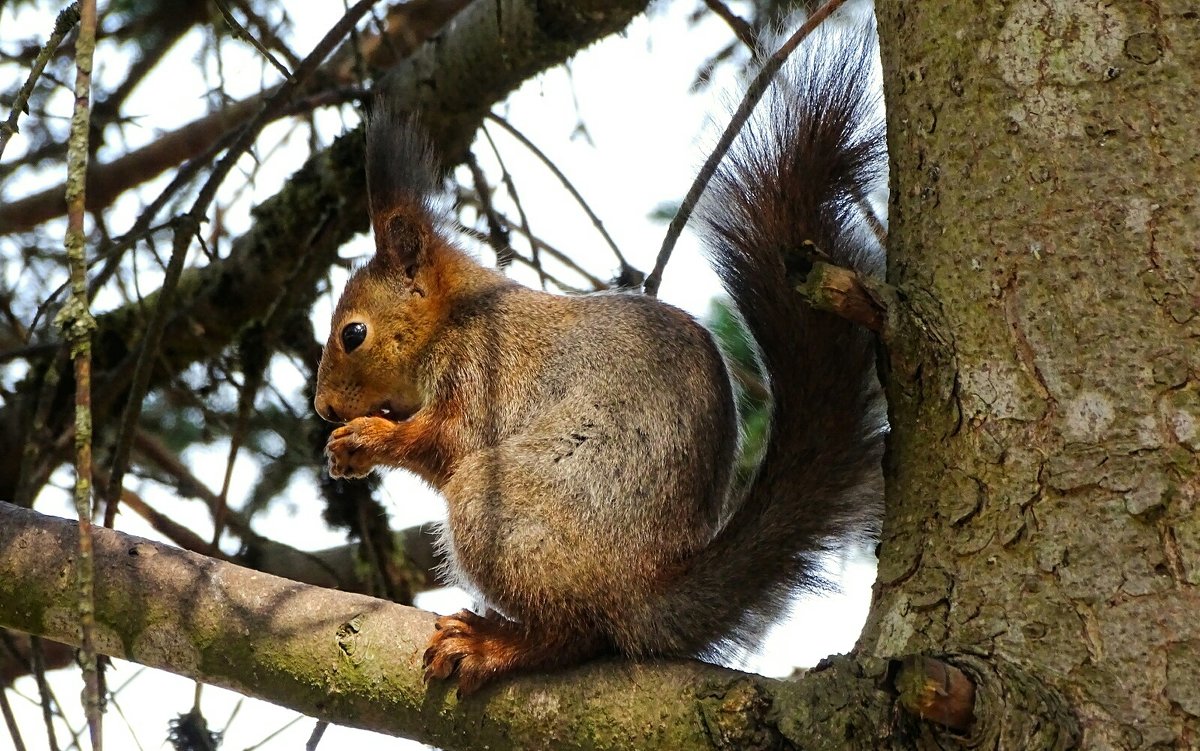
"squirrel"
314,27,886,696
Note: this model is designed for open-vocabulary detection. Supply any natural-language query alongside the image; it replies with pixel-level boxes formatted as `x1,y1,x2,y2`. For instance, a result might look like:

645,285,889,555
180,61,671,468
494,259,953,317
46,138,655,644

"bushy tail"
669,26,887,658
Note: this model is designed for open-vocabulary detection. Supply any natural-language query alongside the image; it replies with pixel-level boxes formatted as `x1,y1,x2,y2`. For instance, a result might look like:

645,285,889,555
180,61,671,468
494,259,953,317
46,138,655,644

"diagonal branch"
643,0,849,296
0,501,891,750
0,0,470,233
0,3,80,162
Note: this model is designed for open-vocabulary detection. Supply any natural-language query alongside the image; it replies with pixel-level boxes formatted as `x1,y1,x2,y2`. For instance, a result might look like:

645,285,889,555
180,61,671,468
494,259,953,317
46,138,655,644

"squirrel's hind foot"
422,609,604,696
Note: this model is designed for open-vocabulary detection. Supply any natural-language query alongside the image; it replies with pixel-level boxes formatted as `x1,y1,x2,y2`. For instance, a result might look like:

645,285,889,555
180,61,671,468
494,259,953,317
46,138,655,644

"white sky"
1,2,876,748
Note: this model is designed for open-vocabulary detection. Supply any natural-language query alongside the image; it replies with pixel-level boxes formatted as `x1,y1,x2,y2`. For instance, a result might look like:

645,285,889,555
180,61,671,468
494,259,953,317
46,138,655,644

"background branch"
0,0,653,502
0,2,79,162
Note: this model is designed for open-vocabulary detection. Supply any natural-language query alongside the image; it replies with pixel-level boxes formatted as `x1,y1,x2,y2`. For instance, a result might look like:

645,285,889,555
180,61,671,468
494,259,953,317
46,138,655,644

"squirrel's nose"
313,397,341,424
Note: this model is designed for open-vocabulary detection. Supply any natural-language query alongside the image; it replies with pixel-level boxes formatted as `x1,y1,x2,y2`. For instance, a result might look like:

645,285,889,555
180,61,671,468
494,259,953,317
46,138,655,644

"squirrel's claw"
422,609,503,697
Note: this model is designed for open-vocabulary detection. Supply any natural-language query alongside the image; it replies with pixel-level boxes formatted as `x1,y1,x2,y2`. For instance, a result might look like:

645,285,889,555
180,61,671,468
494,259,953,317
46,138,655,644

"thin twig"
517,233,608,291
486,113,632,274
643,0,849,296
99,476,226,559
452,203,608,290
0,687,27,751
0,0,446,233
306,719,329,750
0,3,81,161
83,81,351,297
464,151,514,266
195,0,375,214
456,222,587,293
56,0,102,746
481,122,543,286
233,0,304,69
13,346,66,507
28,637,61,751
210,353,263,549
241,713,305,750
0,648,81,751
215,0,292,79
106,700,147,751
344,0,371,97
702,0,755,49
131,429,283,549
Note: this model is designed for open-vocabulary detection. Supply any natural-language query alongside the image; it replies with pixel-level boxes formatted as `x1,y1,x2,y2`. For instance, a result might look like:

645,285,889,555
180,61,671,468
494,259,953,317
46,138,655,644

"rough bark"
0,502,898,751
866,1,1199,748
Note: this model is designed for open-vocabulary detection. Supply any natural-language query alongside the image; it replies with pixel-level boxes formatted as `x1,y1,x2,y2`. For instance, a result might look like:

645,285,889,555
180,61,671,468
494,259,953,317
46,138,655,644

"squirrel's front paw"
325,416,396,479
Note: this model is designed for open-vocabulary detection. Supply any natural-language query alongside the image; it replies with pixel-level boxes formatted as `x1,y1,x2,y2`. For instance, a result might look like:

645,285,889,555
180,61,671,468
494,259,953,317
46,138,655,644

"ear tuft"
364,97,441,219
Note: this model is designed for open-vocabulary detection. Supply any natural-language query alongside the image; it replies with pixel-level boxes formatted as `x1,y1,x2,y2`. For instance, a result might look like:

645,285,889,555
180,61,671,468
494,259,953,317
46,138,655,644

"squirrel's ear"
363,99,440,280
373,207,431,276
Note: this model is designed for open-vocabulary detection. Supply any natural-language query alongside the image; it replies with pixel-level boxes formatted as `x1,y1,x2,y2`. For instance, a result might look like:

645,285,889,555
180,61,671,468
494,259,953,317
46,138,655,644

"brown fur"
315,31,885,696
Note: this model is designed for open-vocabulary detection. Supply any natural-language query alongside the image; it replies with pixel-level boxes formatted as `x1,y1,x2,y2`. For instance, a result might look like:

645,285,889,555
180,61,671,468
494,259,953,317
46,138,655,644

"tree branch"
788,255,894,334
2,505,1072,749
0,501,893,750
0,522,440,687
58,0,102,742
0,0,467,233
0,2,80,162
643,0,849,296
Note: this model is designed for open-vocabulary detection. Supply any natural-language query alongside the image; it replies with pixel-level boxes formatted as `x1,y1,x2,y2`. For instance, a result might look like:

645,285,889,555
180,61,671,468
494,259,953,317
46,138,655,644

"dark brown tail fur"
664,26,887,659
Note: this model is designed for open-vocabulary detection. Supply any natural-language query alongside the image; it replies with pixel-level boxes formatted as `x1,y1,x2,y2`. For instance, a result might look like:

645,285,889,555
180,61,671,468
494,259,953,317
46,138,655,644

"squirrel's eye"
341,322,367,353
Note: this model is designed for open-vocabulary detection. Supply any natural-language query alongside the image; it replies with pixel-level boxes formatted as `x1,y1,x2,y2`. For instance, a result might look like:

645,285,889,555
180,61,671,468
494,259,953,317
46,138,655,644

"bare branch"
0,685,26,751
58,0,101,743
27,637,62,751
487,113,634,277
0,0,467,233
702,0,755,49
214,0,293,79
101,0,378,531
480,122,544,286
464,150,513,266
0,3,80,161
643,0,849,296
0,502,890,751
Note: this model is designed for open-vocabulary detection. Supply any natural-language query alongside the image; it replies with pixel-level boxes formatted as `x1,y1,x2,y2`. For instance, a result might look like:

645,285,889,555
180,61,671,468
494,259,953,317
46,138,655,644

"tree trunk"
866,1,1200,747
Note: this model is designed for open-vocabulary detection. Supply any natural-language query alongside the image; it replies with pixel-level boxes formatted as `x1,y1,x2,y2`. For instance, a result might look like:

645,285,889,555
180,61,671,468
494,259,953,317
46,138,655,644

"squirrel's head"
315,107,482,424
314,204,444,424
